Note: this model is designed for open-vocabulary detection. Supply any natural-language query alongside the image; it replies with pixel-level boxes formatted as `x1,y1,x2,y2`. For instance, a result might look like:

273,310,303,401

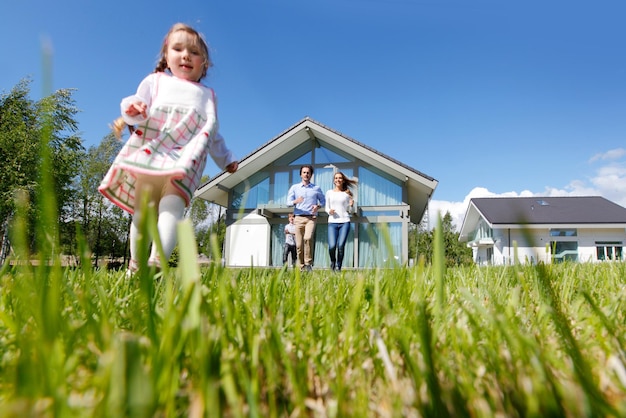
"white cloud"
589,165,626,207
428,187,495,232
429,187,536,232
589,148,626,163
429,156,626,232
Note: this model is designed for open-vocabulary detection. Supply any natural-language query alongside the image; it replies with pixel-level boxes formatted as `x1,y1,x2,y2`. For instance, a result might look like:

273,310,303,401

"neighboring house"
195,117,438,268
459,196,626,265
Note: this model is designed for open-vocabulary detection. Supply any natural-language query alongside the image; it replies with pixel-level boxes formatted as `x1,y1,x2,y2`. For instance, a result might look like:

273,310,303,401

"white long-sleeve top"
325,190,352,223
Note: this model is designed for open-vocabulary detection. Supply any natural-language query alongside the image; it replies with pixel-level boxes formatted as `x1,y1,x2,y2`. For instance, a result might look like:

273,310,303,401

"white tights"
129,193,186,268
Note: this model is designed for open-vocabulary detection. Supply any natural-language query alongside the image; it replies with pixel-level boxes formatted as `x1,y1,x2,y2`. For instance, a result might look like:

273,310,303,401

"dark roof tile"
472,196,626,224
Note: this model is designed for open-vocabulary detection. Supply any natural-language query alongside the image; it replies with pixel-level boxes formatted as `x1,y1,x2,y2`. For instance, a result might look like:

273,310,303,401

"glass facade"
231,171,270,209
358,223,402,268
550,229,577,237
272,171,290,206
469,219,492,243
550,241,578,262
358,167,402,206
231,144,406,268
596,241,623,261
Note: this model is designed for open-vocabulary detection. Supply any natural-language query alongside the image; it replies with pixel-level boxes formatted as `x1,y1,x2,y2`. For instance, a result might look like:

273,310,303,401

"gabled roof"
195,117,438,224
459,196,626,241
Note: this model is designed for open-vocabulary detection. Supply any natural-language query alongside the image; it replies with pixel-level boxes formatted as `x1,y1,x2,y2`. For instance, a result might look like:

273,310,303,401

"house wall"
576,228,625,262
473,228,549,265
226,213,270,267
472,227,626,265
225,209,408,268
222,143,415,268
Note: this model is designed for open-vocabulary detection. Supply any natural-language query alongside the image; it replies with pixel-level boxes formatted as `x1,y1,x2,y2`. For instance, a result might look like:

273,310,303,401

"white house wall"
226,213,270,267
474,227,626,265
473,228,549,265
576,228,625,262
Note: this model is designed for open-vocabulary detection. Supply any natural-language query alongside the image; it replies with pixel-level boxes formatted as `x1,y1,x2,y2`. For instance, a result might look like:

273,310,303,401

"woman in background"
325,172,357,271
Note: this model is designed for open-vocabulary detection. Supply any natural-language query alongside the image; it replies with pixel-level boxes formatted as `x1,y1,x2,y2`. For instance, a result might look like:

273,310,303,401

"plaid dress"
99,73,235,214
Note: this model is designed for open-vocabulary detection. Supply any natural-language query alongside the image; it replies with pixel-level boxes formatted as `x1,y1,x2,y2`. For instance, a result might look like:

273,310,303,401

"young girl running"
99,23,238,274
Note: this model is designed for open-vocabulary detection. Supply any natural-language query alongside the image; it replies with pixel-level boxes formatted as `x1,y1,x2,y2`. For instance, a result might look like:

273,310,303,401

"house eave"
490,223,626,229
467,237,495,247
195,117,438,223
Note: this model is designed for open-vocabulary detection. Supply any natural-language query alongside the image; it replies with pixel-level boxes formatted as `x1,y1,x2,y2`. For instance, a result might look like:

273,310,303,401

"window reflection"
231,173,270,209
359,167,402,206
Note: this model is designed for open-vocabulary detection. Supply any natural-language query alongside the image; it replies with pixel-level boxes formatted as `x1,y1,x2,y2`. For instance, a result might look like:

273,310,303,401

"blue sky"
2,0,626,229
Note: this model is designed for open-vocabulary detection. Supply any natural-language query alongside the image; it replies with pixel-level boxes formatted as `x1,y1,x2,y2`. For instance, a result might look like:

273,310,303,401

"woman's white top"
325,190,352,223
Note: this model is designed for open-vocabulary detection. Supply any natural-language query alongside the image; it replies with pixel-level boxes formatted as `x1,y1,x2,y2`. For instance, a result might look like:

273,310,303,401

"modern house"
458,196,626,265
195,117,438,268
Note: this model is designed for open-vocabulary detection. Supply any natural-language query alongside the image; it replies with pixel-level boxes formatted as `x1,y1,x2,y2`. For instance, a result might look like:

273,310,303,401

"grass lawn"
1,242,625,417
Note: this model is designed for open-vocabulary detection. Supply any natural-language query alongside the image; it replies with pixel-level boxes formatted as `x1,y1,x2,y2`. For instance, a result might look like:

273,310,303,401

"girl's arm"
120,74,155,125
203,90,238,172
207,132,237,172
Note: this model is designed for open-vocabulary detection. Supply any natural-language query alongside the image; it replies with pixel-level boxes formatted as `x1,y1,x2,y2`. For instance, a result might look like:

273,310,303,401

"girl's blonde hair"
112,23,212,139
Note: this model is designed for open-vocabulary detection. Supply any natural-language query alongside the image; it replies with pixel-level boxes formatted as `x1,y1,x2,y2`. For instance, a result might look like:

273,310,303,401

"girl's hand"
329,209,336,215
125,101,147,118
226,161,239,173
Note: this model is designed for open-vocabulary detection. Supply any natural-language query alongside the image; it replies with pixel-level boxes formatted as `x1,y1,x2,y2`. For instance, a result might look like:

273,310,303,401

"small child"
283,213,297,267
99,22,238,274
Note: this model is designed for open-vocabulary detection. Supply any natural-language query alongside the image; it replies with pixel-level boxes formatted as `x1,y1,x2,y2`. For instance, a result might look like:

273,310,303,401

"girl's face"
165,30,207,82
334,174,344,187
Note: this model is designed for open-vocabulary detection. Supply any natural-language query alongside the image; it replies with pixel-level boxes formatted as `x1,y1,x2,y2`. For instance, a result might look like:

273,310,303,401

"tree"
0,81,38,261
71,132,125,265
186,180,226,260
187,176,211,231
204,208,226,260
409,211,473,267
39,86,83,223
440,211,473,266
0,79,83,258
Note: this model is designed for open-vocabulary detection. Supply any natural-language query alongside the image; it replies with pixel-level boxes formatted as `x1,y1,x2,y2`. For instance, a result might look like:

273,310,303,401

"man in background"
287,165,325,272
